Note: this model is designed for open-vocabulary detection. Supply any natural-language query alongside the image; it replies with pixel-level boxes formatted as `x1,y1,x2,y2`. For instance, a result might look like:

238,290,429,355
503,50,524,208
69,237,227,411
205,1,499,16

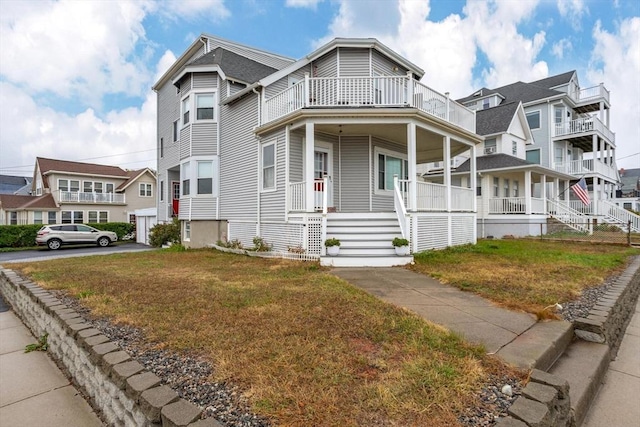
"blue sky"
1,0,638,175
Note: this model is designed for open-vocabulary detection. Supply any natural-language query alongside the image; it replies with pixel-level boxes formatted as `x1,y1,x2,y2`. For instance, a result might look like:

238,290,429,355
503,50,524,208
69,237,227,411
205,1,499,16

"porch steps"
321,212,412,267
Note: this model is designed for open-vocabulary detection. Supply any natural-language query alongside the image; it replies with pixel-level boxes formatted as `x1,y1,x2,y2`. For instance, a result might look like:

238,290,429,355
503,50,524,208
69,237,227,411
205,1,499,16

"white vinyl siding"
340,136,369,212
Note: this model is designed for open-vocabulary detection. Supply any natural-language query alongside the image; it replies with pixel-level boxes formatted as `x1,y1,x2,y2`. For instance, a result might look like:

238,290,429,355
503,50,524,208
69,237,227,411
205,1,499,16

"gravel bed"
559,275,616,322
459,373,524,426
53,291,269,427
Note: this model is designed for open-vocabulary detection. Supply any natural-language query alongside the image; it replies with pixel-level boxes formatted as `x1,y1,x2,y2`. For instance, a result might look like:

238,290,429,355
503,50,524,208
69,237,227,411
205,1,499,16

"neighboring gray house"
0,175,32,195
153,35,482,266
456,71,639,234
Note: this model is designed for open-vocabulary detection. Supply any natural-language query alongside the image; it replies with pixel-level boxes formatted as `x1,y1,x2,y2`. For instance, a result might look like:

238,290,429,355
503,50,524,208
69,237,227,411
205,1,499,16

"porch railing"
289,181,305,212
569,83,610,106
553,116,614,143
451,187,474,211
415,181,446,211
263,75,475,133
393,176,409,240
601,200,640,233
58,191,125,204
568,200,594,214
489,197,526,214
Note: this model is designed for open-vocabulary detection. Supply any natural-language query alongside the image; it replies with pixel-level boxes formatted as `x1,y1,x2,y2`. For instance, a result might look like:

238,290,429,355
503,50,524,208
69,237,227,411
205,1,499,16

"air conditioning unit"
485,147,496,155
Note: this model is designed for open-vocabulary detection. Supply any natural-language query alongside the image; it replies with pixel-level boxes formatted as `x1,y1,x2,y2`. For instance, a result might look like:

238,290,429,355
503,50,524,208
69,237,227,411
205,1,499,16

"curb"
0,267,222,427
497,256,640,427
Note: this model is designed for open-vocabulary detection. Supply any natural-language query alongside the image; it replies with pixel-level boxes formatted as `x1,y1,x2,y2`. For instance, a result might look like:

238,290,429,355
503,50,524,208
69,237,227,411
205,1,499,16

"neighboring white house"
451,71,639,236
153,35,483,266
0,157,157,226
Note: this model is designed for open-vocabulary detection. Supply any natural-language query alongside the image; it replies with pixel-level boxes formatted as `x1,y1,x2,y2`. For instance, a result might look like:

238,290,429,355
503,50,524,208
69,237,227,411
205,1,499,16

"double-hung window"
196,93,214,120
493,177,500,197
197,161,213,194
262,143,275,191
182,96,190,126
376,149,408,192
139,183,152,197
512,141,518,156
34,211,42,224
181,162,190,196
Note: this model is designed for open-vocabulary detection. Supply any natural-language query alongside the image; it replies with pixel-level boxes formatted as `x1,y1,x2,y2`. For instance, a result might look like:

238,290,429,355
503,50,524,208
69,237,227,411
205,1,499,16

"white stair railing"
601,201,640,233
547,199,592,234
393,176,410,240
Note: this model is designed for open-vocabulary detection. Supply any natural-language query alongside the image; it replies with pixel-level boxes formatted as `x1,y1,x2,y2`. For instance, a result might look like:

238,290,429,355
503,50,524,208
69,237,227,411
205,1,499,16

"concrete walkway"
332,268,572,369
583,297,640,427
0,295,103,427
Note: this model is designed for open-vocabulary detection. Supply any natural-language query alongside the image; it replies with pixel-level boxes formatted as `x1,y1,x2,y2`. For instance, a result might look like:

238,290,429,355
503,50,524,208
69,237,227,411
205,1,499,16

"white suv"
36,224,118,250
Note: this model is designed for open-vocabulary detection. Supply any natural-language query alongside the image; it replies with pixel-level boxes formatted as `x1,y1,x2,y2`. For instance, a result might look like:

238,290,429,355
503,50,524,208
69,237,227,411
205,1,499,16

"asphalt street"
0,243,155,264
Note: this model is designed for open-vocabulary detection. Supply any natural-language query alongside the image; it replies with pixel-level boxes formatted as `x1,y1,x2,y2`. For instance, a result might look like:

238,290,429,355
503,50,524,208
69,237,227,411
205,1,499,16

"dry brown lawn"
9,250,522,427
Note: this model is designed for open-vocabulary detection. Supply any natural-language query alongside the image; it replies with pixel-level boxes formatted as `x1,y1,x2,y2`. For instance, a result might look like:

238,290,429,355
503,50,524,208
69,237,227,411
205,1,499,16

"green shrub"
149,218,181,247
252,236,272,252
88,222,135,240
0,224,43,248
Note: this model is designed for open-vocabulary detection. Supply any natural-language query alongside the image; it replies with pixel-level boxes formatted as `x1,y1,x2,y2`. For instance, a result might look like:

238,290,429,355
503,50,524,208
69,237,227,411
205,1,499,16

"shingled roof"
37,157,130,178
188,47,278,84
0,193,57,210
528,70,575,89
455,153,535,172
475,102,520,136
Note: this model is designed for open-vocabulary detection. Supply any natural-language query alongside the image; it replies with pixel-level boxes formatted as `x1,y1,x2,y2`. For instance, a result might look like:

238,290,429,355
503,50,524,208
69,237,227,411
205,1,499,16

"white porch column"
553,178,559,200
593,177,599,215
525,170,532,215
444,136,451,212
305,122,315,212
408,122,417,211
592,135,598,164
470,144,477,213
285,124,290,221
564,180,570,203
541,174,547,212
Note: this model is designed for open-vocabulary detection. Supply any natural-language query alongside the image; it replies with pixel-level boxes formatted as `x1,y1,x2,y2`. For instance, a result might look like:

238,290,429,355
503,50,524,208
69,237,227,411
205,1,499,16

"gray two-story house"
153,35,483,266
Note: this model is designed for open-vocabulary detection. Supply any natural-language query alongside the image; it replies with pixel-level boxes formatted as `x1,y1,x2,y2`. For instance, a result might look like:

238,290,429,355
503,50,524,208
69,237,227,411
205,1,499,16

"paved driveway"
0,243,155,264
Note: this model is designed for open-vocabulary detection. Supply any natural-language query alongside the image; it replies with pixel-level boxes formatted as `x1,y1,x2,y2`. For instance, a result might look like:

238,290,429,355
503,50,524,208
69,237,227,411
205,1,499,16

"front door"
314,148,333,209
172,181,180,216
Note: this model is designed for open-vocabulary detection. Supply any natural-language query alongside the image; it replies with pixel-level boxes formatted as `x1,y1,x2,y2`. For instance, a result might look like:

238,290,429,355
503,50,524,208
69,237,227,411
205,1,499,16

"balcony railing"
554,159,617,180
263,75,476,133
58,191,125,204
569,83,610,106
553,116,615,143
413,181,474,211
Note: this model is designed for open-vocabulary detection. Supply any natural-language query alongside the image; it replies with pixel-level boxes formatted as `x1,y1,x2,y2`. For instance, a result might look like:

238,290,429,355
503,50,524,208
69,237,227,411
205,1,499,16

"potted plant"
324,238,341,256
392,237,410,256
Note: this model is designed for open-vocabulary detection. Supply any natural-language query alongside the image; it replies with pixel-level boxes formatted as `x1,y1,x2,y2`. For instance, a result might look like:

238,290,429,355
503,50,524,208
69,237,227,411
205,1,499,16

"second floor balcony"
57,191,126,204
262,75,476,134
553,116,615,145
568,83,610,113
553,158,618,181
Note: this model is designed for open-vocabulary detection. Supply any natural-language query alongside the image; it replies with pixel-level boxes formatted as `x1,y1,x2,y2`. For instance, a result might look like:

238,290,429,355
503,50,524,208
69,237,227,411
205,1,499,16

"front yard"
7,239,638,425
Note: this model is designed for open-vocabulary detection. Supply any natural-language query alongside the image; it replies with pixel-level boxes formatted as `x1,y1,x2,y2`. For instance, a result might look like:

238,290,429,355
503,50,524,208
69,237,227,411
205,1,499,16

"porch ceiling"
313,123,471,163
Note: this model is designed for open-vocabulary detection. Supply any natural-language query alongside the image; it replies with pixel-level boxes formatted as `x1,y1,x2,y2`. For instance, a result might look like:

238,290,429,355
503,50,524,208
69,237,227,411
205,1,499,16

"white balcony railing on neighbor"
601,200,640,233
58,191,125,204
554,158,617,180
263,75,476,133
569,83,610,106
486,197,545,214
554,116,615,143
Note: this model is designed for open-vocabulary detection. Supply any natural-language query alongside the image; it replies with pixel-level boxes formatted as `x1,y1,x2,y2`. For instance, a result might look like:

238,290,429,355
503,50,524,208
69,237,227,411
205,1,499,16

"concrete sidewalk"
332,268,573,369
0,295,103,427
583,297,640,427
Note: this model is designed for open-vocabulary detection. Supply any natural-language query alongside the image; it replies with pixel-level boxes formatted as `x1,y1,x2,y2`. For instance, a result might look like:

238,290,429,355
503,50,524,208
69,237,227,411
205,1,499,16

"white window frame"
62,210,84,224
105,183,114,193
526,110,541,130
493,177,500,197
261,142,276,192
181,95,190,127
34,211,43,224
173,120,179,142
58,179,69,192
196,160,214,195
139,183,153,197
374,147,408,195
513,180,519,197
184,221,191,242
195,92,216,122
84,181,94,193
512,141,518,156
47,211,56,224
484,138,497,155
88,211,109,223
181,161,191,196
70,180,80,192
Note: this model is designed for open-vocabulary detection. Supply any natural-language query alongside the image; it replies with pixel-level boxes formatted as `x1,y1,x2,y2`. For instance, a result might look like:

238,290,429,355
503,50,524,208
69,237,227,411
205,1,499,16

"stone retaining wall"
573,256,640,355
0,267,221,427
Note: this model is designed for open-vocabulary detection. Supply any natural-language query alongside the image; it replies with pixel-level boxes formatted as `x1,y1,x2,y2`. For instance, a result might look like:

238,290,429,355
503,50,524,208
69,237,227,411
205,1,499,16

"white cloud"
285,0,323,8
0,0,153,107
557,0,587,31
552,38,573,59
587,18,640,169
161,0,230,21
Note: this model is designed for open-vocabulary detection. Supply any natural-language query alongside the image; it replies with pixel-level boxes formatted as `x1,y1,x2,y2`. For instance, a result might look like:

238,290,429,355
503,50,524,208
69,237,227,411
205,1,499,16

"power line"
0,148,157,172
617,152,639,161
